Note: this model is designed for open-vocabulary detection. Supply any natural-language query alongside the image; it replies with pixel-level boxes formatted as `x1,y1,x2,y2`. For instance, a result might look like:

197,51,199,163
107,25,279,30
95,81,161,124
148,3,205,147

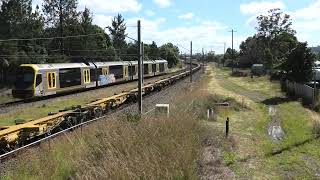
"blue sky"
33,0,320,54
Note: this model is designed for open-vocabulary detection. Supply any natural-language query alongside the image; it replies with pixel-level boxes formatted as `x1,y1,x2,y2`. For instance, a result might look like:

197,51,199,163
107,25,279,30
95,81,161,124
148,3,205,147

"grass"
3,110,204,179
0,98,85,126
3,71,225,179
208,64,320,179
3,64,320,179
0,94,16,104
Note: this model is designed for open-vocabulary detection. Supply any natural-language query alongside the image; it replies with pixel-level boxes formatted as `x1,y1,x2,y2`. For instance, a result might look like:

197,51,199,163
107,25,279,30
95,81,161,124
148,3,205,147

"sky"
32,0,320,54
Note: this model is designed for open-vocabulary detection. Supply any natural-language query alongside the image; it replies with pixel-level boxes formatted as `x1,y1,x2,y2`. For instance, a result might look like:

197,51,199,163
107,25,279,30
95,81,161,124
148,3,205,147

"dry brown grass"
4,108,204,180
4,74,218,180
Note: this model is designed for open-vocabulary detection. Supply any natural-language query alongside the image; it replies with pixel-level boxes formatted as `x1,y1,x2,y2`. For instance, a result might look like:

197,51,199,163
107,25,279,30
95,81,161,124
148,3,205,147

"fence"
284,80,315,104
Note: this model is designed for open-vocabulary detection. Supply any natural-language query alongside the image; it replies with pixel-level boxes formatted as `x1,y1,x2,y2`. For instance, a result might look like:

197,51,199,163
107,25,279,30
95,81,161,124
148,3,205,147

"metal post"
314,70,317,108
142,42,144,85
190,41,192,82
137,20,142,115
185,53,187,72
226,117,229,137
223,42,226,67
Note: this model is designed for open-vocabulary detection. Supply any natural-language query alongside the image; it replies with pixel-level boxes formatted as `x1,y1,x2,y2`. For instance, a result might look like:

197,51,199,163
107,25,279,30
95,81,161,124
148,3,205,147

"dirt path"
214,72,269,102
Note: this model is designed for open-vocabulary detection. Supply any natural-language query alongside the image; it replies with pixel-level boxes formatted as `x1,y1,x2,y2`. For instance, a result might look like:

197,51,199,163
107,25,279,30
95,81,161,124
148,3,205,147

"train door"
34,73,44,96
124,65,129,80
83,69,90,84
46,72,57,95
102,67,108,76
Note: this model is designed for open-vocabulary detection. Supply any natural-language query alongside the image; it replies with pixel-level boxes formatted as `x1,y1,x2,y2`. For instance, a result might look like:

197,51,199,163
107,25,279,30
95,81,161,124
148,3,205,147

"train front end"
12,65,37,99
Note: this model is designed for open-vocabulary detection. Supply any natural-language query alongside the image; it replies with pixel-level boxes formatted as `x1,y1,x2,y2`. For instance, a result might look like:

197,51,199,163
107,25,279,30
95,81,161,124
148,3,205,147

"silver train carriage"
12,60,168,98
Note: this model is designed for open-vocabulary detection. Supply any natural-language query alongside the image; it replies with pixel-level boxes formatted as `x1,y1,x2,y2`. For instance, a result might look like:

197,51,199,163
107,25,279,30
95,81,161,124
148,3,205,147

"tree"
0,0,45,71
43,0,80,57
282,42,315,82
108,14,127,57
256,8,297,67
159,43,180,68
149,41,159,59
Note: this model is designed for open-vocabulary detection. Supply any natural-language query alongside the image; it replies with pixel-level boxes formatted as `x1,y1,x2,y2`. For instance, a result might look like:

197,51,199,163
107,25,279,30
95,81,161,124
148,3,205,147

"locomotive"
12,60,168,99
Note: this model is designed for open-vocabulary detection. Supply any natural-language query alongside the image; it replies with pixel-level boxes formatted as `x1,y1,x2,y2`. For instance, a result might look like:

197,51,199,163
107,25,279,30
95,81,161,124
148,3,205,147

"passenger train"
12,60,168,99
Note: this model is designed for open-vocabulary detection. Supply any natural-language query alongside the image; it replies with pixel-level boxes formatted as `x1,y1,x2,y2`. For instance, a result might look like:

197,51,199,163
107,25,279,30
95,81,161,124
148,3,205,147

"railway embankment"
1,67,228,179
3,64,320,179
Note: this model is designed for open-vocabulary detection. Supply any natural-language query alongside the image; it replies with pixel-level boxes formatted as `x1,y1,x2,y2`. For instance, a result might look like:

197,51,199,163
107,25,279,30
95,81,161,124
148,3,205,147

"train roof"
21,63,96,71
154,59,167,63
93,61,130,68
20,60,168,71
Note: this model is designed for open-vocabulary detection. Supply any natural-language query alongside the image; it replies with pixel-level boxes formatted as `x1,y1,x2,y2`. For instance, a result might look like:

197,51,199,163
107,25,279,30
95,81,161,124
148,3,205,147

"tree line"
224,9,315,83
0,0,180,86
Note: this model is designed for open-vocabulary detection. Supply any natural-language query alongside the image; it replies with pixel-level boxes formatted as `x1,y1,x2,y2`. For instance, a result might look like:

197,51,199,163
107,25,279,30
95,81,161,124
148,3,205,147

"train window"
59,68,81,88
159,63,165,72
124,66,128,77
47,72,56,89
83,69,90,83
109,65,123,79
36,74,42,87
90,69,96,82
152,64,157,72
128,65,136,76
144,64,149,74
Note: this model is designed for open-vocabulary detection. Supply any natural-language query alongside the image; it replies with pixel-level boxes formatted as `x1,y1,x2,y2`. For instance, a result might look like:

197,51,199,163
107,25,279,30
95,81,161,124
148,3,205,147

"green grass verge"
210,65,320,179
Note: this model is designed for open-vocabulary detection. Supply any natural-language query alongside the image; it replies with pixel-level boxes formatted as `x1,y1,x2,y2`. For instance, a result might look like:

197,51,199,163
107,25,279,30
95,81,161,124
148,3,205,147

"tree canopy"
0,0,180,86
238,8,315,82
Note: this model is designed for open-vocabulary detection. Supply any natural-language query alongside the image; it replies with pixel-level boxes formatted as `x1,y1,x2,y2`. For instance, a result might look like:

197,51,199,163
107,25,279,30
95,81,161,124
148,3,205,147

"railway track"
0,63,201,160
0,67,190,112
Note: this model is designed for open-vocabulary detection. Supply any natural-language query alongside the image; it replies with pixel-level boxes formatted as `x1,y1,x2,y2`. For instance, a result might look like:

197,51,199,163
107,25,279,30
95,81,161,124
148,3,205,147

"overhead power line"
0,33,107,42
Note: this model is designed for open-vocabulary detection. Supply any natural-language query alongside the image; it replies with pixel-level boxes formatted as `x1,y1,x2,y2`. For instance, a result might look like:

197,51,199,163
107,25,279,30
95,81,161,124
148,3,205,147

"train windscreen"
14,66,35,89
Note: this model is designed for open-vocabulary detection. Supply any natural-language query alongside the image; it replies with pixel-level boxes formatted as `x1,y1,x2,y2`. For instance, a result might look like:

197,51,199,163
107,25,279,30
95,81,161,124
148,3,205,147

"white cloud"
290,0,320,45
153,0,173,8
78,0,142,13
145,10,156,17
124,18,235,54
178,12,195,20
92,14,113,29
293,0,320,20
240,1,285,15
240,1,286,27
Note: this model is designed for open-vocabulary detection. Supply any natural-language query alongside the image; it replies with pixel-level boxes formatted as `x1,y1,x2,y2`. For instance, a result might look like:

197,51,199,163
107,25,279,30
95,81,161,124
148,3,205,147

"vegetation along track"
0,63,201,158
0,66,191,115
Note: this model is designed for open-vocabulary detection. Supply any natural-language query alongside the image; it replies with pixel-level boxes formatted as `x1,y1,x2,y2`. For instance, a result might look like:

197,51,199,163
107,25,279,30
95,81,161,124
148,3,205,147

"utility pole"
142,42,144,85
137,20,142,115
223,42,226,67
229,29,237,73
59,0,64,56
190,41,192,82
185,53,187,72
